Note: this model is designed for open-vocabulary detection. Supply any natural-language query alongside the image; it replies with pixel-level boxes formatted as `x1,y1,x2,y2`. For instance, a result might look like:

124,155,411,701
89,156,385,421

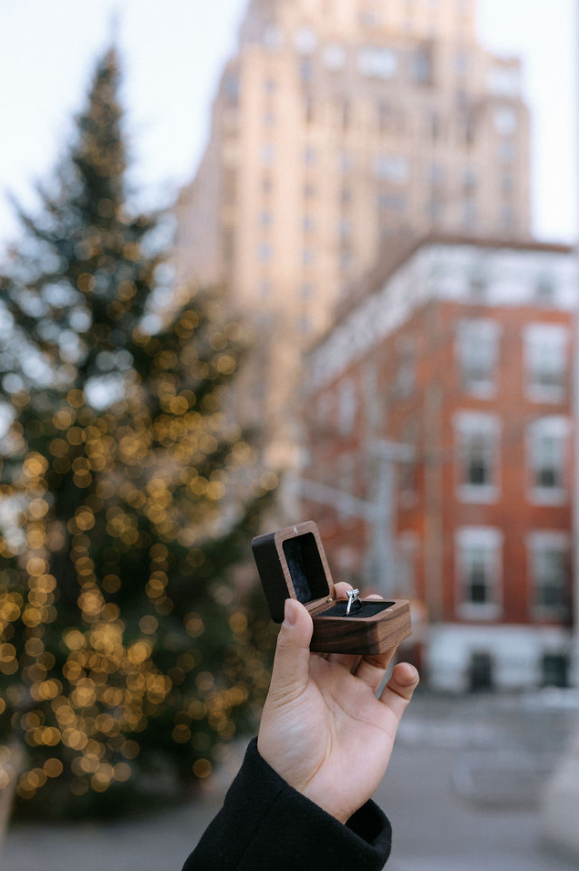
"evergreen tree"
0,48,276,816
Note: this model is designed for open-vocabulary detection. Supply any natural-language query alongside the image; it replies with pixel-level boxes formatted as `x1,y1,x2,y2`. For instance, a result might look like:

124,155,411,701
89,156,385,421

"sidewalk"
2,691,578,871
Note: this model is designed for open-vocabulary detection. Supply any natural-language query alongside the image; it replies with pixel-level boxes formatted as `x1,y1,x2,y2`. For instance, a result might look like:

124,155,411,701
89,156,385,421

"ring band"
346,588,361,616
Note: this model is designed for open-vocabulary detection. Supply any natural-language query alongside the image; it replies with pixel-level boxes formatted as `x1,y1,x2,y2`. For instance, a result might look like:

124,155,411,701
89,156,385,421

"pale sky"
0,0,576,250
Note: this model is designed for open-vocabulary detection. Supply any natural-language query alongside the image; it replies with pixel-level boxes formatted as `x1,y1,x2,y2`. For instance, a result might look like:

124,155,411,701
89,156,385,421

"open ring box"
251,520,411,655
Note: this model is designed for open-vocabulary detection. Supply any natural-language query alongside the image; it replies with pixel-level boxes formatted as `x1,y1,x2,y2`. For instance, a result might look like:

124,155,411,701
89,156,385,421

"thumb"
268,599,313,703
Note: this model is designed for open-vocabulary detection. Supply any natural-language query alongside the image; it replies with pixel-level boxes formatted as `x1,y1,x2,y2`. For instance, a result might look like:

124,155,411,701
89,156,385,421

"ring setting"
346,588,362,616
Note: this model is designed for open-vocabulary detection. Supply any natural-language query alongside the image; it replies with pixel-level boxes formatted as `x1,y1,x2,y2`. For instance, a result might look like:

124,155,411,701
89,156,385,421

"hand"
257,584,419,824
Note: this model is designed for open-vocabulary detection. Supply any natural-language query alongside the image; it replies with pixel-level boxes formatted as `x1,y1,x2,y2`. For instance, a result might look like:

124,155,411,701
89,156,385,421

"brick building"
300,235,576,691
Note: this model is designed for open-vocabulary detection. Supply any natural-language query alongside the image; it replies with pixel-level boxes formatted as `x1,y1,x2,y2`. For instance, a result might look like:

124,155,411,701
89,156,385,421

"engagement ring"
346,588,361,616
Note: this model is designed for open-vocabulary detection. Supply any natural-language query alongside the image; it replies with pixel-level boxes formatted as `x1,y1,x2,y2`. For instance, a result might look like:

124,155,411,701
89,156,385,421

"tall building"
176,0,530,338
175,0,531,468
300,235,576,691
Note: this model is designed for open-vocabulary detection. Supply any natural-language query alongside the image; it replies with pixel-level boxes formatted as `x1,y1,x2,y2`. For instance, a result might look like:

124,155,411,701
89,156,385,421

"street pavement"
2,689,578,871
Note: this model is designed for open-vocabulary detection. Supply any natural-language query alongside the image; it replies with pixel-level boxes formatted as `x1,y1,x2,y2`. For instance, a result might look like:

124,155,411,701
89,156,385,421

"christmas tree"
0,48,277,817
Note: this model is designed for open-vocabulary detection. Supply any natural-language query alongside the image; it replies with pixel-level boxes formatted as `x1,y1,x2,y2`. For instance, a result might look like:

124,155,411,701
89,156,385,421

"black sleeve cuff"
182,737,392,871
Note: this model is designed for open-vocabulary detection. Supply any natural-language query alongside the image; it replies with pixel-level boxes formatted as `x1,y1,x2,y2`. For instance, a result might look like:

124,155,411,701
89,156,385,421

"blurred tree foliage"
0,48,277,817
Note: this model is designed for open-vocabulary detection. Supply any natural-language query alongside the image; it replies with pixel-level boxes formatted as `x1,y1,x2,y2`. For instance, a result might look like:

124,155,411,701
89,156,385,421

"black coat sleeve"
182,738,392,871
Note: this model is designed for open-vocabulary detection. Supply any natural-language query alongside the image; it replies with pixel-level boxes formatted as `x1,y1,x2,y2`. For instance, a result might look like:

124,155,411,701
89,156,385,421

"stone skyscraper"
175,0,530,464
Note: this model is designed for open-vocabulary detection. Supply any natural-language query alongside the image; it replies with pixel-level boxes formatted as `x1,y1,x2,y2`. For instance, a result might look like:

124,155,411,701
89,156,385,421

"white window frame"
454,411,500,503
456,319,500,397
527,416,569,505
456,527,503,620
523,323,568,403
527,531,570,619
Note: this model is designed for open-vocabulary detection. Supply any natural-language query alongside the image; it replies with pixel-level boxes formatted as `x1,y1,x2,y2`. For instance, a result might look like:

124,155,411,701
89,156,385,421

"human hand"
257,585,419,824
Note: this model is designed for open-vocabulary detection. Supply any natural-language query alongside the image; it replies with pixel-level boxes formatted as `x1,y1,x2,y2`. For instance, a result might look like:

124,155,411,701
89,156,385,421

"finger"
352,646,397,692
379,662,420,717
268,599,314,704
326,652,361,672
333,581,353,598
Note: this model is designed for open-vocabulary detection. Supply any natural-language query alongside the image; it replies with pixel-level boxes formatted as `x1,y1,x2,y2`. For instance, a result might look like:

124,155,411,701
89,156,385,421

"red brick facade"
299,237,575,689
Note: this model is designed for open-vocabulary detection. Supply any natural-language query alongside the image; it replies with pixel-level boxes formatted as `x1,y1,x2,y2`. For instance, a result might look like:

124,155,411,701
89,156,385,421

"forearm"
182,738,392,871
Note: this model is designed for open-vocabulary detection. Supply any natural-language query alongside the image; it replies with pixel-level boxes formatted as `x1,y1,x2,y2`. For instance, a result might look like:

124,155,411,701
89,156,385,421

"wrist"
300,784,352,825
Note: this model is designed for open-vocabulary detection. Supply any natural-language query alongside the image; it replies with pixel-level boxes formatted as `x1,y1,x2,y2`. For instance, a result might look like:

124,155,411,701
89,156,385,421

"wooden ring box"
251,520,411,655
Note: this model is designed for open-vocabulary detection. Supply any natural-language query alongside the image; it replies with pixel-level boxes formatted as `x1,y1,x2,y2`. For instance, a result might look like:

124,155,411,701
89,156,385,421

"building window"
338,379,357,436
462,197,477,229
527,416,569,503
427,162,444,186
258,243,272,262
463,167,477,190
261,143,275,164
498,141,516,163
262,26,283,51
396,532,418,597
340,249,353,270
294,27,317,54
523,324,568,401
454,51,469,76
454,412,500,502
412,49,431,84
395,337,416,397
494,106,517,136
468,652,494,692
223,73,239,104
527,532,570,619
535,276,556,304
323,43,346,71
378,192,406,213
374,155,409,184
398,423,417,504
428,111,441,142
358,47,398,79
340,187,352,205
456,319,500,396
427,198,443,222
456,527,502,619
468,270,488,300
501,175,514,195
339,217,352,239
340,150,354,173
541,653,569,687
304,145,317,165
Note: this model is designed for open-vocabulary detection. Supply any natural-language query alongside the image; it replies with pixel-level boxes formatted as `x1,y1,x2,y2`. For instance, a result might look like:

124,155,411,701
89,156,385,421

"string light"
0,46,277,814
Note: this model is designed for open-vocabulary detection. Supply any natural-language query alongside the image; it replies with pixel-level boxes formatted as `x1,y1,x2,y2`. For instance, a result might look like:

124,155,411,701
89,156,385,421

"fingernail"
283,599,297,626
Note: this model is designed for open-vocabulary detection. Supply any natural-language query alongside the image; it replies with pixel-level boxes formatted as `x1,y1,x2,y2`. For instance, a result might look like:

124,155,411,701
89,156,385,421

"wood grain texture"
252,521,412,654
310,598,411,655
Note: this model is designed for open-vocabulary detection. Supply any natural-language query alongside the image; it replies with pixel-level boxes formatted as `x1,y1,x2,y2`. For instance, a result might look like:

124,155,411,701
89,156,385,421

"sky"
0,0,576,250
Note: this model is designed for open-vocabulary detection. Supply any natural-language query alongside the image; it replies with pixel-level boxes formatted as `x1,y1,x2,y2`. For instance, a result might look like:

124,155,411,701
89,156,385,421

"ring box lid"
251,521,335,623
